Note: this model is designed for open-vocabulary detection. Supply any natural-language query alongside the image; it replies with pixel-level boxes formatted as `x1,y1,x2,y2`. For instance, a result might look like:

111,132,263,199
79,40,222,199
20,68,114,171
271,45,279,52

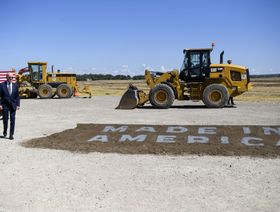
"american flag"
0,70,17,83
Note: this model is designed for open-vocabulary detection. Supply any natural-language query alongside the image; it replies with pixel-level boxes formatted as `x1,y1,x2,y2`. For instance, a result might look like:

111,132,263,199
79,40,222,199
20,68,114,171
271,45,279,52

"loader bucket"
116,84,139,109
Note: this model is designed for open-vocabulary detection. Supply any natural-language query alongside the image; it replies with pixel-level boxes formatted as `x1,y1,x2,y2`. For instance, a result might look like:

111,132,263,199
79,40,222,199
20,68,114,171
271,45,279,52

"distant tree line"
250,74,280,78
77,73,145,81
77,73,280,81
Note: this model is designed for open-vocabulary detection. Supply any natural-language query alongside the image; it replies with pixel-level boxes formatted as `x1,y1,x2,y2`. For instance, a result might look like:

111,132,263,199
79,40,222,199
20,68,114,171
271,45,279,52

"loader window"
180,50,211,81
230,71,241,81
180,54,189,71
202,52,210,67
190,52,200,68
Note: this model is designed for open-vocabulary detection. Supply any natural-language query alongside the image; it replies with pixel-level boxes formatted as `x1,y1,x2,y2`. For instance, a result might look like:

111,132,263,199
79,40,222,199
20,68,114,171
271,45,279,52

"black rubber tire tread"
56,84,72,98
202,84,229,108
38,84,53,99
30,92,38,99
149,84,175,109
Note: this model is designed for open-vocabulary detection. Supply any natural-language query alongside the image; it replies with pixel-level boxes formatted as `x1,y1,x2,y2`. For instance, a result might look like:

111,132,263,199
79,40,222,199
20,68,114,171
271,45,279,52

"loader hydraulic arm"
145,69,179,89
145,69,155,88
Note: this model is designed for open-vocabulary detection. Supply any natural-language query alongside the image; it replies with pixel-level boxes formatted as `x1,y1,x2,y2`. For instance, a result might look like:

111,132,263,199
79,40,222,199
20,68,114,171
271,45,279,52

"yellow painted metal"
136,62,250,107
137,90,149,106
209,63,250,97
74,84,92,98
210,90,222,102
17,62,91,98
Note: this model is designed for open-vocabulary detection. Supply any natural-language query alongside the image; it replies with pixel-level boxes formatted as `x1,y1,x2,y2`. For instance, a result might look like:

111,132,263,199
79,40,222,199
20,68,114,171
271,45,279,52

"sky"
0,0,279,75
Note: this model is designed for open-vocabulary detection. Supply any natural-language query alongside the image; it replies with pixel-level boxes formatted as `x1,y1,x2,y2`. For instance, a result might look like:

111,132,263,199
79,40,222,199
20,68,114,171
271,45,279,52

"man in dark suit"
0,73,20,140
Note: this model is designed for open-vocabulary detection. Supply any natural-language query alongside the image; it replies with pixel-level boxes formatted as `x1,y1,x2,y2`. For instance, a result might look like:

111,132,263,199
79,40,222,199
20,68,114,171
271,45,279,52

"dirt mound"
22,124,280,157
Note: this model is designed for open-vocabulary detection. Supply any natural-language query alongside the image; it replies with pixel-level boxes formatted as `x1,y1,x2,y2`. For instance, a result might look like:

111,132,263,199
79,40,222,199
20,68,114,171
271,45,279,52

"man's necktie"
8,83,12,95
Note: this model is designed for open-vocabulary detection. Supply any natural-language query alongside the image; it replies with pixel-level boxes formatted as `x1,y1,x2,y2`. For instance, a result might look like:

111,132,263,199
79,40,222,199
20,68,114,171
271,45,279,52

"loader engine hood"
210,64,247,70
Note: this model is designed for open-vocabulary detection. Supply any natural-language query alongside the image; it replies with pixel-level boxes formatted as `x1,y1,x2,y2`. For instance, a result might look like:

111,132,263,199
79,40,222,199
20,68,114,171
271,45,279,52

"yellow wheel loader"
17,62,92,99
117,47,251,109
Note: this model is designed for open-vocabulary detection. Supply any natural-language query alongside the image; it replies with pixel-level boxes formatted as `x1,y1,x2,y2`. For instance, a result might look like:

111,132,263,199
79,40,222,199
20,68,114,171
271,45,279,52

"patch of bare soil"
22,124,280,157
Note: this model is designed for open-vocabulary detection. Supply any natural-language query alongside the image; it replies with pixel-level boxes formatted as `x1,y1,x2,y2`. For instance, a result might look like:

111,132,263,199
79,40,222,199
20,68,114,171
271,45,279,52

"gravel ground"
0,96,280,211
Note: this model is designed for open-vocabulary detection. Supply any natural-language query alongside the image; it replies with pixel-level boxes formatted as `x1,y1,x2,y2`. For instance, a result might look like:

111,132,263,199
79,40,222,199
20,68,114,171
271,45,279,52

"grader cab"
117,47,251,109
17,62,92,99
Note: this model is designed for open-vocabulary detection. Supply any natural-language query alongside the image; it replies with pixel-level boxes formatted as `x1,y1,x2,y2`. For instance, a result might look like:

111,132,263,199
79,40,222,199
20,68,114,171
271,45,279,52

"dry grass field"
78,80,149,96
78,77,280,102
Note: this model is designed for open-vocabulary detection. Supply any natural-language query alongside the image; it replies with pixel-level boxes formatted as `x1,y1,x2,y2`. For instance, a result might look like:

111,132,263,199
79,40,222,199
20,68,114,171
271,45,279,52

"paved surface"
0,96,280,211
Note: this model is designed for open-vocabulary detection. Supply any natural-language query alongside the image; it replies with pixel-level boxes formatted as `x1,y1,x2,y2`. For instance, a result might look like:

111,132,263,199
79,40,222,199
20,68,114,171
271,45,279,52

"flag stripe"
0,71,17,83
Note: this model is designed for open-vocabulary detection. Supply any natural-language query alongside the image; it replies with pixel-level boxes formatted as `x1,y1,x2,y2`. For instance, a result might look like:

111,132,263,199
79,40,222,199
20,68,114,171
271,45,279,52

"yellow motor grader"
117,48,251,109
17,62,92,99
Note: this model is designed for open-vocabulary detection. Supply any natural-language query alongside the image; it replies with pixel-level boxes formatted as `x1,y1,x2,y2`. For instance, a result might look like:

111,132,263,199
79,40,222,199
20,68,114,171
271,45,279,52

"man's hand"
0,105,2,111
17,106,20,110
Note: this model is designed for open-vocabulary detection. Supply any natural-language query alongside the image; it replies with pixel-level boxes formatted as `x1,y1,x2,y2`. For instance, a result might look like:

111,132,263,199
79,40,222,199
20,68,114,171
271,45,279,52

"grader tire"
29,91,38,99
38,84,53,99
202,84,229,108
149,84,175,109
57,84,72,98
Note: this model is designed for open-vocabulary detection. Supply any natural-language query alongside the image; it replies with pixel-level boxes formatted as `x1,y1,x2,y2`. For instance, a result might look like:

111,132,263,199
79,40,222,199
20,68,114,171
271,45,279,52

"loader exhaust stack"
220,51,224,64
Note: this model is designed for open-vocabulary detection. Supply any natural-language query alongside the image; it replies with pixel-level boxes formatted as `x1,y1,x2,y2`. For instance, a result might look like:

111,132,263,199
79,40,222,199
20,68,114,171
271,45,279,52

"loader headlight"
211,67,223,72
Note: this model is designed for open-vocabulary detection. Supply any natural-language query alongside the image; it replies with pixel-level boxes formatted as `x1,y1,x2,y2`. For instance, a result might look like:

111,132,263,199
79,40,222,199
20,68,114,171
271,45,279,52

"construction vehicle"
116,47,251,109
16,62,92,98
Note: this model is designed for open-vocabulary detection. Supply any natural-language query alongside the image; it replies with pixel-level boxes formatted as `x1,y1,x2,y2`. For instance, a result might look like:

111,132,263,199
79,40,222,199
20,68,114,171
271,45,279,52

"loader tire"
57,84,72,98
202,84,229,108
38,84,53,99
149,84,175,109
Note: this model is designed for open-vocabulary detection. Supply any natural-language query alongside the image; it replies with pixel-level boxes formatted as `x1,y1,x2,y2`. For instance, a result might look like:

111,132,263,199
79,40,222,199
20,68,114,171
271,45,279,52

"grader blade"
74,84,92,98
116,84,139,109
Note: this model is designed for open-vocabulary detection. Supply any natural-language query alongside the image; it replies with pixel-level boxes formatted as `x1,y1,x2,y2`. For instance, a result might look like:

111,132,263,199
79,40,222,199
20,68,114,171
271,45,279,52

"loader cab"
28,62,47,83
179,48,212,82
